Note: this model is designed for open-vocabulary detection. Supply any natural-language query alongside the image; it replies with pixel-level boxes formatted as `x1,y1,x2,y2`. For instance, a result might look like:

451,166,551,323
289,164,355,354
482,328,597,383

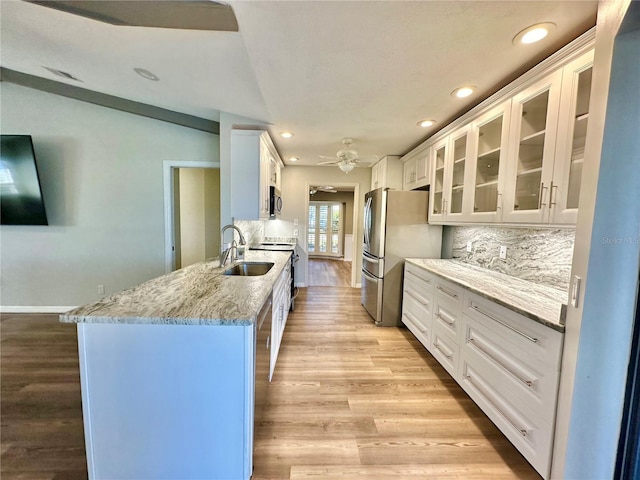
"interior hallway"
308,258,352,287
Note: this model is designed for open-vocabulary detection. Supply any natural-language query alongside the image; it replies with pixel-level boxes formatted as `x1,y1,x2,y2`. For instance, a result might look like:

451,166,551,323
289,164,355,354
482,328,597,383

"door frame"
163,160,220,273
304,182,360,287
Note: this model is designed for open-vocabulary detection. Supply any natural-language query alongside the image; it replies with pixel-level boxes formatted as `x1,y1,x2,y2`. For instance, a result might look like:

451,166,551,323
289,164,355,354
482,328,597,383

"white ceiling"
1,0,597,168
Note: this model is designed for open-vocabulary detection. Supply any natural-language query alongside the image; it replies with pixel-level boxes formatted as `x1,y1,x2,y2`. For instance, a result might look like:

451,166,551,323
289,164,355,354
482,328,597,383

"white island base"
77,322,256,480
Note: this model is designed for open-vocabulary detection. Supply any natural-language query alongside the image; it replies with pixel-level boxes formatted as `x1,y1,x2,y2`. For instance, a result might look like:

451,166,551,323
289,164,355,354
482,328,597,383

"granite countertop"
405,258,568,332
60,250,292,326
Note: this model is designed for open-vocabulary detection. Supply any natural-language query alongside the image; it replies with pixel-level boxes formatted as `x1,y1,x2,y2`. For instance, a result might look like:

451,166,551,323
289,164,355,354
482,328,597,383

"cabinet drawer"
460,361,554,478
461,314,560,425
434,277,464,305
431,324,459,379
402,312,430,350
403,290,432,330
433,295,463,344
405,264,436,293
464,292,564,371
403,281,434,313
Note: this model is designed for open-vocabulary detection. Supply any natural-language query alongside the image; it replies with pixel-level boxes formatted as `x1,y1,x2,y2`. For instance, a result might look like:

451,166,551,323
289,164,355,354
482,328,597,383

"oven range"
249,242,298,310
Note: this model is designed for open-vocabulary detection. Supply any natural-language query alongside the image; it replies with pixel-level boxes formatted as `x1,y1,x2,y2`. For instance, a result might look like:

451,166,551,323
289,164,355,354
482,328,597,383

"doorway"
163,161,220,272
307,187,356,287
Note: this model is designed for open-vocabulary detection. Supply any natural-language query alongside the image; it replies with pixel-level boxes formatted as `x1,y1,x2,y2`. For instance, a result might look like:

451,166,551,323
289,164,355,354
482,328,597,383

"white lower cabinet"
401,268,564,479
401,264,435,348
430,276,464,376
431,324,460,378
269,258,291,380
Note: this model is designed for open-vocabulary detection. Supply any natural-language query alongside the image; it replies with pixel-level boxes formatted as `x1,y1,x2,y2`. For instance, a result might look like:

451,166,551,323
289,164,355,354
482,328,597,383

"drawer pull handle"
470,303,538,344
434,342,453,360
407,290,430,307
464,372,529,437
404,313,427,333
468,336,535,388
437,285,458,299
407,270,432,285
435,311,455,327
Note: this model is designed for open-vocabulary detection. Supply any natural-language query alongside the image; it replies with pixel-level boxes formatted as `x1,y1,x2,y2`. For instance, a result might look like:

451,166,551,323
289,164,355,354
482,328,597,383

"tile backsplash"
233,219,297,245
449,226,575,292
233,220,264,245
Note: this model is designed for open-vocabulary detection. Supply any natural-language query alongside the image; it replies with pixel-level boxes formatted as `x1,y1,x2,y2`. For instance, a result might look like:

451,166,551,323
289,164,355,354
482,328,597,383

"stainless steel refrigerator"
361,188,442,327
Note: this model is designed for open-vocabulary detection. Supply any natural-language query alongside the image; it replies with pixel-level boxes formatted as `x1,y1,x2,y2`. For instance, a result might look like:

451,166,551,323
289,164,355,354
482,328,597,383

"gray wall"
0,82,219,308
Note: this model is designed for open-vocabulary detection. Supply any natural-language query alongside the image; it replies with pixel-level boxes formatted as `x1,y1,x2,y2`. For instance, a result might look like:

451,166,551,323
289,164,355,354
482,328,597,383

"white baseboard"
294,282,307,288
1,306,77,314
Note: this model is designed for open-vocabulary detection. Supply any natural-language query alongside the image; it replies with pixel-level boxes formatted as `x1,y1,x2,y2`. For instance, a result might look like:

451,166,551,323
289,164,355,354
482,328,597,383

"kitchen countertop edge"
60,250,291,326
405,258,567,333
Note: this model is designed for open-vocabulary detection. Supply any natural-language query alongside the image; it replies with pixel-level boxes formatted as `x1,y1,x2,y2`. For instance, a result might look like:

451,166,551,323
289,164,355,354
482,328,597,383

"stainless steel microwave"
269,186,282,218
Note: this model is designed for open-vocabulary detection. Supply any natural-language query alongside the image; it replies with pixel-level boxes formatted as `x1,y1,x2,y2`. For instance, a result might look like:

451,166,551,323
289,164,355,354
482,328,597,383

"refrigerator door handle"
363,251,380,263
362,269,380,282
363,196,372,248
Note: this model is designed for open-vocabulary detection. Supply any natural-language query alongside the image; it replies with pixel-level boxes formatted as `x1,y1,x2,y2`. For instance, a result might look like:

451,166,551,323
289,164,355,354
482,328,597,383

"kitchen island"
60,250,292,480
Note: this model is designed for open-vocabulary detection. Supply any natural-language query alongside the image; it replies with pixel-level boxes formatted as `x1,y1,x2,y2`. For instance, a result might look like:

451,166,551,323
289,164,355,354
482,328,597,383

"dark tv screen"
1,135,49,225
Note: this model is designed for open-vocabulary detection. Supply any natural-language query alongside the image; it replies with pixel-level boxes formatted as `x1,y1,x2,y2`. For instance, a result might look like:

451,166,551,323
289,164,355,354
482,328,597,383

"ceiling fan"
318,138,378,173
309,185,337,195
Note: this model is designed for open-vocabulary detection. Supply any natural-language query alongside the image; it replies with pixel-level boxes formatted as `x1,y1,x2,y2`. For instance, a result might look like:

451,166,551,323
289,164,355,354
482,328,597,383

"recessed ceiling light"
289,157,299,162
513,23,556,45
134,68,159,81
451,86,476,99
417,119,437,128
280,131,294,138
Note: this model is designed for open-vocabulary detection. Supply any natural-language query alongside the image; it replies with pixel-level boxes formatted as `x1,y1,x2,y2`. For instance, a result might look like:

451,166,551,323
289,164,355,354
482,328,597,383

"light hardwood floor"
1,289,540,480
308,258,352,287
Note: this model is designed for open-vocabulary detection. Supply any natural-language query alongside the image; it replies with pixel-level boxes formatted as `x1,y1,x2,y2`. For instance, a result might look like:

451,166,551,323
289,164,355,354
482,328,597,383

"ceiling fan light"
339,163,355,173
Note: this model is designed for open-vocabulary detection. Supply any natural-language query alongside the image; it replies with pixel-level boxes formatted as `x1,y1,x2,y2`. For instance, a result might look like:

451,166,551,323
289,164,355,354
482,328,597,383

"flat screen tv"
1,135,49,225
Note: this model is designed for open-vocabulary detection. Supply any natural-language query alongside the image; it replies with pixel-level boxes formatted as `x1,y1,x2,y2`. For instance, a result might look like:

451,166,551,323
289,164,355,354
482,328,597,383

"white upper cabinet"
549,50,594,224
502,70,563,223
371,155,403,191
402,148,430,191
430,125,474,223
230,129,284,220
467,101,511,224
430,139,447,221
423,33,594,226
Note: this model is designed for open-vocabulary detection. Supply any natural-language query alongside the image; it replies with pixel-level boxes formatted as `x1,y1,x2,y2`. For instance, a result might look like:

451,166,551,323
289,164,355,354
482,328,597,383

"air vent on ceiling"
43,66,82,82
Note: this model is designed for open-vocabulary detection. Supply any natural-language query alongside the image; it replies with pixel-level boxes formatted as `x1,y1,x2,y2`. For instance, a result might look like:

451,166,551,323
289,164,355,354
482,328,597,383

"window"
308,202,343,256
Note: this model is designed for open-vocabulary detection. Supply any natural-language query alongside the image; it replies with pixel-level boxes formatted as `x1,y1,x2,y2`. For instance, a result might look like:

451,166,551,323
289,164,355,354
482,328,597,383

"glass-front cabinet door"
502,71,562,223
446,126,472,221
550,50,594,224
429,140,448,222
468,101,511,223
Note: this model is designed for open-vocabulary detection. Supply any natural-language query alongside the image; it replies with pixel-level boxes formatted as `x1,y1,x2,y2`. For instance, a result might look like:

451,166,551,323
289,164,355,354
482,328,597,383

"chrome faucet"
219,224,247,267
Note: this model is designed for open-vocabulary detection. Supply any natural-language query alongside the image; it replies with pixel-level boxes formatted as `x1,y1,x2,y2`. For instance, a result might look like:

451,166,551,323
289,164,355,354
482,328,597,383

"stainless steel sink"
223,262,274,276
